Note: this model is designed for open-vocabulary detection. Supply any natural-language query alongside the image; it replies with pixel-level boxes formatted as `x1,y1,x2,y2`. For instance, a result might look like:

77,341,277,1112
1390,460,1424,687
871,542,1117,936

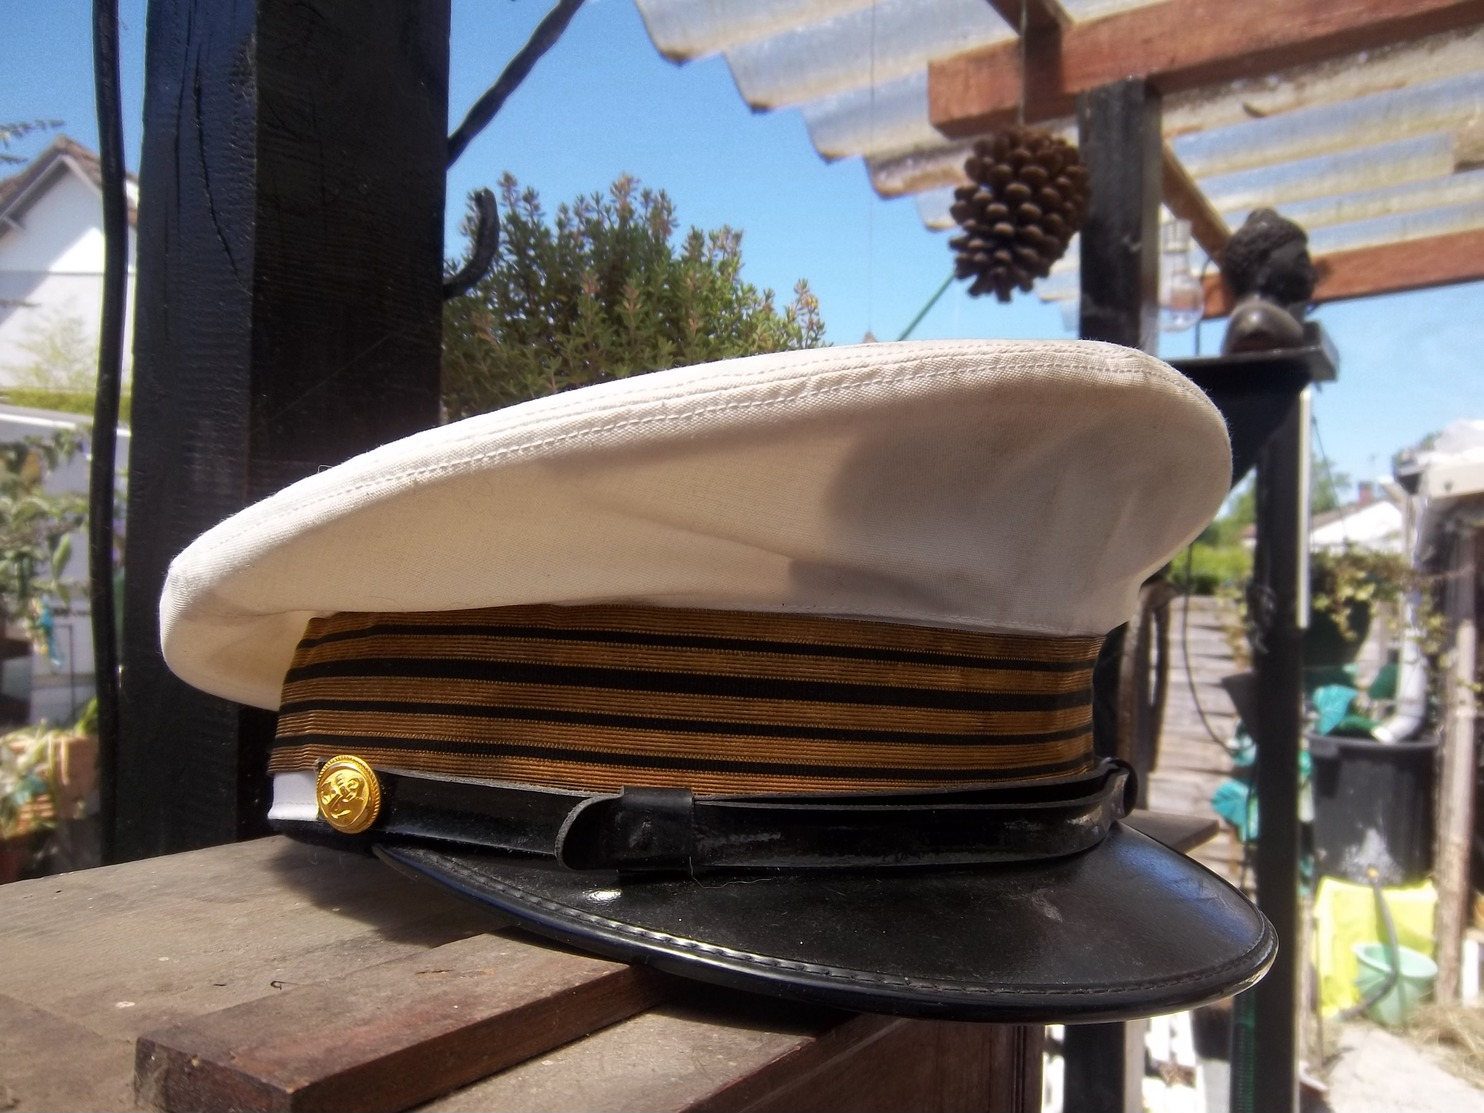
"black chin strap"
286,761,1134,873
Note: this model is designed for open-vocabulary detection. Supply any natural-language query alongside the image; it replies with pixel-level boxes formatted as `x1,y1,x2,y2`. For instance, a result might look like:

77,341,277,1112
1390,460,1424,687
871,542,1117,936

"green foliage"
1311,455,1351,516
1168,541,1253,595
0,310,131,419
0,431,88,650
1212,456,1351,539
0,725,56,840
1308,545,1411,639
10,310,95,392
1,388,131,424
442,174,826,419
0,721,92,842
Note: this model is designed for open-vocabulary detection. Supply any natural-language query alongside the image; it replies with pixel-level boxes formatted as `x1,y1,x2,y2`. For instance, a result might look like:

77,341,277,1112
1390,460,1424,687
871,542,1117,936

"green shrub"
0,389,131,424
1168,542,1253,596
442,174,825,419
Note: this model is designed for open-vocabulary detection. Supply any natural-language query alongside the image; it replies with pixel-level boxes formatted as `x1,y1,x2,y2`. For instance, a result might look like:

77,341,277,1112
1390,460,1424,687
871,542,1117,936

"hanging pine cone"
949,127,1090,303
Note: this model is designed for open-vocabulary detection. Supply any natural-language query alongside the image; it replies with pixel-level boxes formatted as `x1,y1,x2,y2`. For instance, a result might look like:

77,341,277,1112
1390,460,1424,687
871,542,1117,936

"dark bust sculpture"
1220,208,1317,354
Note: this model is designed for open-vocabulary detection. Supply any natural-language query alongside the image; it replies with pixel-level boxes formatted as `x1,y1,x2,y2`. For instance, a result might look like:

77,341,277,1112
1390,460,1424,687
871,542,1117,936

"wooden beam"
985,0,1069,36
931,0,1484,138
135,935,671,1112
1202,227,1484,315
1161,144,1230,261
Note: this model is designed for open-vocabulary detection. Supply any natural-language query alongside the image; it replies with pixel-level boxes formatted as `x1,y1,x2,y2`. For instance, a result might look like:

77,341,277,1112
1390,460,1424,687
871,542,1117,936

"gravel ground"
1320,1020,1484,1113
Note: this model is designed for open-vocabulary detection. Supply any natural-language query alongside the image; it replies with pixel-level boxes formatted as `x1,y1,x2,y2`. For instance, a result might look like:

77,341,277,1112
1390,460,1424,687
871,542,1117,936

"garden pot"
1303,600,1371,667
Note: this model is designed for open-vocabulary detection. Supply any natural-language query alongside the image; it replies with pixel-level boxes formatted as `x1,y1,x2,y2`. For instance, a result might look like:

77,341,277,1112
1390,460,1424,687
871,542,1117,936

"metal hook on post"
440,0,586,300
442,187,499,300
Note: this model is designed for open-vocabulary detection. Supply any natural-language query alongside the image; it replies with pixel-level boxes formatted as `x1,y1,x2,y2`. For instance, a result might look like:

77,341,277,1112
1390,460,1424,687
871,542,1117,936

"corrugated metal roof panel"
1172,72,1484,179
800,71,939,161
722,0,1009,108
635,0,875,61
633,2,1484,307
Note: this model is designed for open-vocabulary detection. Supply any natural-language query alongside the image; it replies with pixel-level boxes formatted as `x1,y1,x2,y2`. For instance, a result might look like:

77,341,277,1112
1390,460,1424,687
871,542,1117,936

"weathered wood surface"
134,935,671,1112
0,838,498,1111
426,1007,1038,1113
1147,595,1244,886
0,837,1039,1113
929,0,1484,136
1202,227,1484,316
1161,144,1231,261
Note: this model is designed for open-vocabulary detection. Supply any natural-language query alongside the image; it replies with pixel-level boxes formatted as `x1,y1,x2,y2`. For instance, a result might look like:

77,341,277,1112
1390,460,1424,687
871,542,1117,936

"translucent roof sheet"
637,0,876,60
723,0,1010,109
633,0,1484,305
801,71,940,161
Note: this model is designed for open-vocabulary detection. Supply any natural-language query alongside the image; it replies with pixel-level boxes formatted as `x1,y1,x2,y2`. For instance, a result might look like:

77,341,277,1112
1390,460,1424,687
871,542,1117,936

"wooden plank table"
0,836,1042,1112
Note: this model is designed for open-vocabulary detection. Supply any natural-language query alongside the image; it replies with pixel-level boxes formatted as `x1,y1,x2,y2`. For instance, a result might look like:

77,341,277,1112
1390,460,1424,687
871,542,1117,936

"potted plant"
1305,546,1410,667
1,723,59,882
0,430,88,656
0,713,96,883
0,430,89,725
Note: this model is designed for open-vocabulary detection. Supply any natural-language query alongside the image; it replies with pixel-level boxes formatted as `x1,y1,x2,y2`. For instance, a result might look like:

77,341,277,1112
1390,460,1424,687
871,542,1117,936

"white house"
0,139,135,726
1309,482,1406,554
0,136,137,388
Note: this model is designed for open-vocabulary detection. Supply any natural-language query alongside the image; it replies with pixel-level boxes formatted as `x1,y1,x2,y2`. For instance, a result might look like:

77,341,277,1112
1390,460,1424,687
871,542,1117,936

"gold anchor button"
316,755,382,834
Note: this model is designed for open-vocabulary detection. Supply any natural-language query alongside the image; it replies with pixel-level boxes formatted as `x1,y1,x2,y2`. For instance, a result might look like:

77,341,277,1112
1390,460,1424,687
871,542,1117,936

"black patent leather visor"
374,823,1276,1023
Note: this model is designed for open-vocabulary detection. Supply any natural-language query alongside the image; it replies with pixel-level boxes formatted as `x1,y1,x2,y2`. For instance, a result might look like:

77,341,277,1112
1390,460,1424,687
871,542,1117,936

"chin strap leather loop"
299,760,1133,874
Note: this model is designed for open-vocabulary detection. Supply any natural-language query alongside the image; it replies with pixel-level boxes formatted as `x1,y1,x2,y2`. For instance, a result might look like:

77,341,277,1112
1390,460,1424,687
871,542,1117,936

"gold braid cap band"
271,604,1102,796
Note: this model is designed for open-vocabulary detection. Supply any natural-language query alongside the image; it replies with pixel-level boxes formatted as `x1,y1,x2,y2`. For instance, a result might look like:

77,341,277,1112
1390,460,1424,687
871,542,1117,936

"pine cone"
949,127,1089,303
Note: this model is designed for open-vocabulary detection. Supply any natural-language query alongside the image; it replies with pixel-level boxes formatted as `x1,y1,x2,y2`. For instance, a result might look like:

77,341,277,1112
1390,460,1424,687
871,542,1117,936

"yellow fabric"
1315,876,1437,1016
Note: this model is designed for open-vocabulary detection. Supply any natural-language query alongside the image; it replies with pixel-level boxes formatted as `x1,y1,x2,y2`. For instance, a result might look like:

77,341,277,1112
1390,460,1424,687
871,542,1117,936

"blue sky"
4,0,1480,489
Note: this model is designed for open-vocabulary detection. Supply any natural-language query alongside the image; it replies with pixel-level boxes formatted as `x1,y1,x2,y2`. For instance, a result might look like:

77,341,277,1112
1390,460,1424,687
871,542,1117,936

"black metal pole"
90,0,127,864
1245,392,1305,1113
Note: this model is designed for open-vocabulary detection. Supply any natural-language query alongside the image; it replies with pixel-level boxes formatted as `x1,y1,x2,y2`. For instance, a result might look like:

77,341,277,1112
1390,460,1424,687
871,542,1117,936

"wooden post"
1241,390,1305,1113
1068,76,1161,1113
1077,81,1161,352
1435,528,1479,1002
120,0,450,861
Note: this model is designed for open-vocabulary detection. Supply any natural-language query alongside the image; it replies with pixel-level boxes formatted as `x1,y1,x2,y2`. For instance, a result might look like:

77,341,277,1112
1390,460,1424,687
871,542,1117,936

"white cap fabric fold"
161,339,1230,709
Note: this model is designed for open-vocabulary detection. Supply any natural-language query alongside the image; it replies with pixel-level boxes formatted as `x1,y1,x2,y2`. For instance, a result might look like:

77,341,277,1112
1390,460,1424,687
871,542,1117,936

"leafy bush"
1168,542,1253,596
0,389,131,424
442,174,825,419
0,431,88,652
0,309,132,421
1308,545,1411,639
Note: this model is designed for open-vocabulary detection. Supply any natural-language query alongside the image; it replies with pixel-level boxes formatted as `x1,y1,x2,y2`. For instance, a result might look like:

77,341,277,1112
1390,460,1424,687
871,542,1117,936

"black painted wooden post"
1244,394,1305,1113
120,0,450,861
1077,79,1161,353
1067,76,1162,1113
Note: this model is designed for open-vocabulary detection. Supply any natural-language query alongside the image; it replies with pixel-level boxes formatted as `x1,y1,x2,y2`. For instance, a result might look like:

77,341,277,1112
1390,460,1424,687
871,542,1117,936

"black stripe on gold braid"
271,604,1101,794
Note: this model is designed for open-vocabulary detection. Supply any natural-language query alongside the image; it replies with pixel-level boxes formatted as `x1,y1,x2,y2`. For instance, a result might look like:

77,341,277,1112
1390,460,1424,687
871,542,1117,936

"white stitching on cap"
177,350,1217,561
422,852,1275,1000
